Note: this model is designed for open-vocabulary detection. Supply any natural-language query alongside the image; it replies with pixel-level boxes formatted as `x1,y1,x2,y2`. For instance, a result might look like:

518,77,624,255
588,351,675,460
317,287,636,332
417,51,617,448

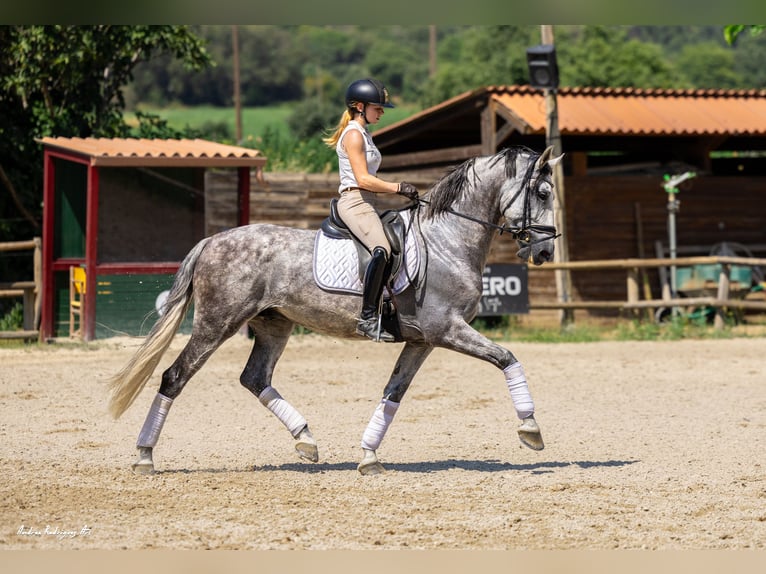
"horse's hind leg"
132,321,242,474
241,313,318,463
358,342,433,475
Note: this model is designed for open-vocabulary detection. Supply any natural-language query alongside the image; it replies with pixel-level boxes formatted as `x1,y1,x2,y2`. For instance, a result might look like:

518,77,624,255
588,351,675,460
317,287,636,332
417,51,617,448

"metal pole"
662,171,695,313
668,193,678,297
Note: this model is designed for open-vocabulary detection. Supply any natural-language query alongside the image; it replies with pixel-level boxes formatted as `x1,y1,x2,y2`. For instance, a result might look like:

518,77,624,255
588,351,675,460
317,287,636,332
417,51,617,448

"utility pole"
540,25,574,326
232,25,243,144
429,25,437,77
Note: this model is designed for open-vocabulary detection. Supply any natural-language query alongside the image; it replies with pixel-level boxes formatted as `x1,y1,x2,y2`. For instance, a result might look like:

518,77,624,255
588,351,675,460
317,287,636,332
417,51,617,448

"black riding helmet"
345,78,395,109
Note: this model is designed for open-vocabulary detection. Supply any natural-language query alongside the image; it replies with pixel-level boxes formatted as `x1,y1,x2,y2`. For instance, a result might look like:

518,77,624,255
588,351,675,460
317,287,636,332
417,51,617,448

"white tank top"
336,121,382,192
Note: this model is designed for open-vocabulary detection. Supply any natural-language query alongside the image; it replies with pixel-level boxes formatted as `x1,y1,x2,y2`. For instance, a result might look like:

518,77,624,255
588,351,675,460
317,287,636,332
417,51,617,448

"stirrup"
356,316,396,343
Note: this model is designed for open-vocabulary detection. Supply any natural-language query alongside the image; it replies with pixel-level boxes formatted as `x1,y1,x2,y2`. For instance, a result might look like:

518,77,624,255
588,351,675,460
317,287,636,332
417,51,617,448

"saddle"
320,198,406,282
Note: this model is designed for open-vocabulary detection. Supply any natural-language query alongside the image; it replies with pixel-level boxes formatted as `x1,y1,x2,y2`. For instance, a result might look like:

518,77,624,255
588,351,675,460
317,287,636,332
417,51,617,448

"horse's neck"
418,203,498,273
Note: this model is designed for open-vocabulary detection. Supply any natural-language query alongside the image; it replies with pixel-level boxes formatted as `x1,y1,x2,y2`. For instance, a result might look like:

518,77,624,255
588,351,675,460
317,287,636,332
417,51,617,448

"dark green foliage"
0,302,23,331
0,25,211,248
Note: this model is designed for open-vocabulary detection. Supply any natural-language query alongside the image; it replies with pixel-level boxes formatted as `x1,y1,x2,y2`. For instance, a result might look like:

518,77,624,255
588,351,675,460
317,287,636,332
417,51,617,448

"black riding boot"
356,247,396,342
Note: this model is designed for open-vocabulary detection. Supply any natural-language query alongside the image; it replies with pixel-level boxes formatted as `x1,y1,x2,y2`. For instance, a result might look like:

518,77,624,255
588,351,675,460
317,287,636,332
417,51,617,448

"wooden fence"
0,238,41,341
528,255,766,329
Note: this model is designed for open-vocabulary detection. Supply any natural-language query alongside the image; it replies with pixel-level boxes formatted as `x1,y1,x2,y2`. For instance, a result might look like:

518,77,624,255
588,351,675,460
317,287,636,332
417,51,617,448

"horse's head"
501,146,562,266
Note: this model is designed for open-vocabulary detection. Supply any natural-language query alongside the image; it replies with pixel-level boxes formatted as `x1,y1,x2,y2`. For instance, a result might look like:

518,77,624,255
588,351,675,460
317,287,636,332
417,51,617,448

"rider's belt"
340,187,362,192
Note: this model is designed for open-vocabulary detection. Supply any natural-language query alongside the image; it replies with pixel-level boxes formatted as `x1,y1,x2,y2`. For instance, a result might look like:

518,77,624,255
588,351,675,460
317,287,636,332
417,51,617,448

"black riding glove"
397,182,419,201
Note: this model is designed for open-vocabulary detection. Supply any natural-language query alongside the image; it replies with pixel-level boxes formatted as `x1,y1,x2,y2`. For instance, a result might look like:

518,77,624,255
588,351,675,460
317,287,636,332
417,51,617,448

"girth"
320,198,405,281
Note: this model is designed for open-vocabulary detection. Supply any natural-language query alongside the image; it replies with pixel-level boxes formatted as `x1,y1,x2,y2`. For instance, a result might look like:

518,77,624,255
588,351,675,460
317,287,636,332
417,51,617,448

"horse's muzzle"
516,227,556,265
516,244,554,265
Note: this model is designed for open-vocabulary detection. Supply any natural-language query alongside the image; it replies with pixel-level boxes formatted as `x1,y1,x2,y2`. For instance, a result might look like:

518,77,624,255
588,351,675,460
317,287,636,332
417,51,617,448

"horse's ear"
548,153,564,168
536,146,554,168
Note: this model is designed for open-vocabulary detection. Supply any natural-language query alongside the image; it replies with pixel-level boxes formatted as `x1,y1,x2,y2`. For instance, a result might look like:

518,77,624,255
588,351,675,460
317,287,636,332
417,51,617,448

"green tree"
730,31,766,89
421,25,684,105
421,26,537,106
559,26,680,88
724,25,765,45
0,25,211,246
627,26,725,54
675,42,742,89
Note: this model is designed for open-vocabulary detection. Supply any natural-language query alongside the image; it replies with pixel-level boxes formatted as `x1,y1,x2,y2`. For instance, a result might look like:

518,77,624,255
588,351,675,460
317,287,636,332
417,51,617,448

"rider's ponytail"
322,109,353,148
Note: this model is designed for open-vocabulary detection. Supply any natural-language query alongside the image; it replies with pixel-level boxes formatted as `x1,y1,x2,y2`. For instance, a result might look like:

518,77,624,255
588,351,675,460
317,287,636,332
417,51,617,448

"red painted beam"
237,166,250,227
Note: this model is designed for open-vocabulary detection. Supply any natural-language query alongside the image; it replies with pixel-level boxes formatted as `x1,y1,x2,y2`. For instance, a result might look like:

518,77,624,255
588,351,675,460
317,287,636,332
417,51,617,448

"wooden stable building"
370,85,766,314
38,138,266,341
205,86,766,321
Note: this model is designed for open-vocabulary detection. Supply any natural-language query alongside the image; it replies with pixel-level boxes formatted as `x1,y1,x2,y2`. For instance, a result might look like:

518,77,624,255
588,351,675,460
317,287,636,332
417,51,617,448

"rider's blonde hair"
322,108,354,148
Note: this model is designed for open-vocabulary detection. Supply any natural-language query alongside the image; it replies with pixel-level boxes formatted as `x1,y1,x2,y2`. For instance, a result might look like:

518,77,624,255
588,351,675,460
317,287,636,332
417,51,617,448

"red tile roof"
37,137,267,167
376,85,766,138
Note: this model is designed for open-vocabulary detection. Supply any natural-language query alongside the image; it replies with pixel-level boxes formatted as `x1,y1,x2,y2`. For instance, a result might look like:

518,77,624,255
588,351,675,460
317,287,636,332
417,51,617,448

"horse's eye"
537,187,550,201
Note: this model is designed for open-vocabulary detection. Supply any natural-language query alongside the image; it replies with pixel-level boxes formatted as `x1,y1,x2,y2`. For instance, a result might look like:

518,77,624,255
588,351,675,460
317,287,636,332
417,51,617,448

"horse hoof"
131,447,155,475
518,416,545,451
357,449,386,475
295,441,319,462
131,460,155,475
295,428,319,462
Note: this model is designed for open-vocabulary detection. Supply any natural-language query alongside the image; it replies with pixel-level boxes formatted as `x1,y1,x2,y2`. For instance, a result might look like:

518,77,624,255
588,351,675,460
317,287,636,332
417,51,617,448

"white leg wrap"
503,362,535,420
136,393,174,448
258,386,307,438
361,399,400,451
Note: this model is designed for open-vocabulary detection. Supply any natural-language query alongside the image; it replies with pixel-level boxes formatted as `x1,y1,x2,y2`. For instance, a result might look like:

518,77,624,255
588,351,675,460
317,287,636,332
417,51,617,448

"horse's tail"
106,238,211,419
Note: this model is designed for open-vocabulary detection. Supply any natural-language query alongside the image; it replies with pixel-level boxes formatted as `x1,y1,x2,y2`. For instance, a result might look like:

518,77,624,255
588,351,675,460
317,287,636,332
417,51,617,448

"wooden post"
540,25,573,326
626,268,640,318
714,263,731,330
33,237,41,331
232,25,243,144
480,101,497,155
429,25,437,78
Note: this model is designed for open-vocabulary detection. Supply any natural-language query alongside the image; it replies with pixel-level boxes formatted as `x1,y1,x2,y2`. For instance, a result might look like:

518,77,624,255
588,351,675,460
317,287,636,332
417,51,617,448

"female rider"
323,78,418,342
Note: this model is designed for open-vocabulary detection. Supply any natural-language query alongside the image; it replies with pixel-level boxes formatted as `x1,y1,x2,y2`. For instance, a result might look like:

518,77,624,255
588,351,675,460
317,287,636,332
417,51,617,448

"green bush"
0,302,23,331
247,125,337,173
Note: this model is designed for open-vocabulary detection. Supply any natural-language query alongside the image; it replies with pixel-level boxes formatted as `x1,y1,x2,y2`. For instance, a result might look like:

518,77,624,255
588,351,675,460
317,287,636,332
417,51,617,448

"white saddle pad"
313,210,420,295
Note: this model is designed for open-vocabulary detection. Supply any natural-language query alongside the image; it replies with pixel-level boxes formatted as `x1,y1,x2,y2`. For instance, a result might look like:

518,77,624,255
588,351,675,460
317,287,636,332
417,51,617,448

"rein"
414,198,560,246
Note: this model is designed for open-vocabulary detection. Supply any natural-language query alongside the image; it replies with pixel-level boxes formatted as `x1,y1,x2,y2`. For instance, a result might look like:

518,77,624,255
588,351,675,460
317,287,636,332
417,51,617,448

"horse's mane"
424,146,542,219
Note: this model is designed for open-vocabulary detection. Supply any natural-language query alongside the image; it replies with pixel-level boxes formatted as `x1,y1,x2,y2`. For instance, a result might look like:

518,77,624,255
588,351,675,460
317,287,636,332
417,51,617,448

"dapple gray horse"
107,145,561,475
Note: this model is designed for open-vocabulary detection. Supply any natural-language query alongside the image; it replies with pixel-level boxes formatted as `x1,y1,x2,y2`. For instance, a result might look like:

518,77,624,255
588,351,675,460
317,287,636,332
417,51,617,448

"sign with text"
478,264,529,316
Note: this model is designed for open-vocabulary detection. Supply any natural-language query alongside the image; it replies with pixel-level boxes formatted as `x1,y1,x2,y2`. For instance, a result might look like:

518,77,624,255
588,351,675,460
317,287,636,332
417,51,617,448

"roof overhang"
37,137,267,168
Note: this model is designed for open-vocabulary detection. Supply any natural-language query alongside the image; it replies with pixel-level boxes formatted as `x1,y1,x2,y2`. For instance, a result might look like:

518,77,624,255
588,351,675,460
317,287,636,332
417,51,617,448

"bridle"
397,181,558,290
414,189,559,247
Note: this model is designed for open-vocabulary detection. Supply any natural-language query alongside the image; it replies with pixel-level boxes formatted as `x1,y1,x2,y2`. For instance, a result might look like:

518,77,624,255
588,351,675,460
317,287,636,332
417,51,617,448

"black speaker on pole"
526,44,559,90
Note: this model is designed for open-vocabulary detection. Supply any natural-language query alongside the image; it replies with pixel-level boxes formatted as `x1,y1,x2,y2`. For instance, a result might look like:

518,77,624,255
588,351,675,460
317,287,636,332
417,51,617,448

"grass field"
127,104,293,139
126,103,421,143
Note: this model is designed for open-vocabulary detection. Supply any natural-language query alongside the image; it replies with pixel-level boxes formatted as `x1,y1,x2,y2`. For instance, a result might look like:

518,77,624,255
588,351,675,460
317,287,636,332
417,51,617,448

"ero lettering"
482,275,522,297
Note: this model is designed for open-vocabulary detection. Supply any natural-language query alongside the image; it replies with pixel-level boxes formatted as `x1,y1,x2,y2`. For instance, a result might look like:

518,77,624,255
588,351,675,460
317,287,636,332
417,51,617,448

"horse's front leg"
435,320,544,452
358,342,433,475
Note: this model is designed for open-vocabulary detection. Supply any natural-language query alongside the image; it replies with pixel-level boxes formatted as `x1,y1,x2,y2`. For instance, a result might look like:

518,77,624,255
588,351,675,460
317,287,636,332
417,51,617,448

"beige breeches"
336,189,391,256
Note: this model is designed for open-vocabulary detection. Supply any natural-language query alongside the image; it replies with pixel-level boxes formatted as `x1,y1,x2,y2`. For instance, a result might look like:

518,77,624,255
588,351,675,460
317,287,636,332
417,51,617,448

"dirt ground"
1,332,765,551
